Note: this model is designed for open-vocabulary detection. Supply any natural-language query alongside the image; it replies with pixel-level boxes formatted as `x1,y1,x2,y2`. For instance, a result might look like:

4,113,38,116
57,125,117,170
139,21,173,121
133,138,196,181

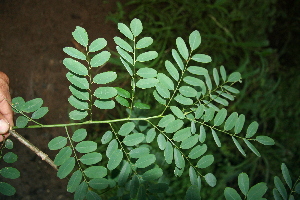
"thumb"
0,118,10,134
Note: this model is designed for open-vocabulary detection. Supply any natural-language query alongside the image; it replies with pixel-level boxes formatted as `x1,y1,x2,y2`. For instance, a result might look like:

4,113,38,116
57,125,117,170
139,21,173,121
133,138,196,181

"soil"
0,1,125,199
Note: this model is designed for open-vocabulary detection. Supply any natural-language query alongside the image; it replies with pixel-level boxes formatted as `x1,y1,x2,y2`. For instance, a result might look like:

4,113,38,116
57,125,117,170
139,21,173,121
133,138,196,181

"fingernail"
0,119,9,134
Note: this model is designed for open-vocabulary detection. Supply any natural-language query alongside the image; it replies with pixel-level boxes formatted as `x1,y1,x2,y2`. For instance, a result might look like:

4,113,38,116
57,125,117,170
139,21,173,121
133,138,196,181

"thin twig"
9,130,58,171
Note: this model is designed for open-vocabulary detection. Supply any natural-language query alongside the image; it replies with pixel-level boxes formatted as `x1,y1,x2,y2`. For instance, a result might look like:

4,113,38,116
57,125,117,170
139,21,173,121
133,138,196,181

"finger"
0,114,10,142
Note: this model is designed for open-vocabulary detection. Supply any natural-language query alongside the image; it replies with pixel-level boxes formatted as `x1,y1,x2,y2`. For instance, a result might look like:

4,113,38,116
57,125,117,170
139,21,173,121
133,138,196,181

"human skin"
0,71,13,142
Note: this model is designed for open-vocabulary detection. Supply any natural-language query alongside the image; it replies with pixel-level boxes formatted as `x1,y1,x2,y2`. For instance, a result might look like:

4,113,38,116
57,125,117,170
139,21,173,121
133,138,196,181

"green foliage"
1,18,298,200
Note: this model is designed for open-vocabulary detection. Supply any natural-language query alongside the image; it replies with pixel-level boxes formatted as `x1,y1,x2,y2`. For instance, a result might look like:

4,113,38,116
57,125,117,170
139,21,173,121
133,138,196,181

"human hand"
0,71,13,142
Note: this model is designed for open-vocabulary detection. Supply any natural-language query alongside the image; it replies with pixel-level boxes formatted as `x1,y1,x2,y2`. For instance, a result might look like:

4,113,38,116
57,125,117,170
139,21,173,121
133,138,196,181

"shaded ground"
0,1,123,199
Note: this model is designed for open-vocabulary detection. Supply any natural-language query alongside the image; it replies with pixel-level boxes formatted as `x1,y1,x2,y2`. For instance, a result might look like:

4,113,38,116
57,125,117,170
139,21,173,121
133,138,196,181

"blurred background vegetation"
107,0,300,199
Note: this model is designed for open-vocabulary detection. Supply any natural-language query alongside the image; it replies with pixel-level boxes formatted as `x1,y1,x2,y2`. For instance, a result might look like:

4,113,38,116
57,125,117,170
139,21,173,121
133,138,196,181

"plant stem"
16,116,162,129
9,130,58,170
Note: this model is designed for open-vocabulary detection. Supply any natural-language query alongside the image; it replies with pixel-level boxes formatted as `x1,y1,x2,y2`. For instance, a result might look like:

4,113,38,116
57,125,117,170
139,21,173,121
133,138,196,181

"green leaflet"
157,73,174,90
107,149,123,170
211,129,221,147
129,147,150,158
137,67,157,78
191,54,212,63
157,134,167,150
16,116,28,128
180,135,198,149
213,68,220,86
199,125,206,143
146,128,156,143
164,141,173,164
114,36,133,52
86,191,101,200
118,161,131,186
72,128,87,142
274,176,287,199
31,107,49,119
172,49,184,70
117,46,133,65
224,187,242,200
69,85,89,101
234,114,245,134
158,114,175,127
118,122,135,136
80,152,102,165
69,110,88,120
67,170,82,193
63,47,86,60
48,136,67,150
63,58,88,75
165,119,184,133
204,173,217,187
247,182,268,200
66,72,89,90
238,172,249,196
142,168,163,181
165,60,179,81
174,148,185,169
123,133,145,146
118,22,133,40
68,95,88,110
189,166,198,186
93,71,117,84
256,136,275,145
214,108,227,126
174,94,193,105
54,147,72,166
243,139,261,157
186,185,201,200
0,167,20,179
173,127,191,142
136,37,153,49
232,137,246,157
130,18,143,37
135,154,156,168
189,144,207,159
197,155,214,168
246,121,259,138
189,30,201,51
22,98,43,113
224,112,238,131
134,102,150,109
136,78,159,89
75,141,97,153
94,99,115,109
89,38,107,52
106,139,118,158
89,178,109,190
179,86,197,97
0,182,16,196
155,83,170,98
176,37,189,60
170,106,185,119
227,72,242,82
3,152,17,163
57,157,75,179
281,163,292,189
94,87,117,99
130,175,140,198
72,26,88,47
136,51,158,62
220,65,227,82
